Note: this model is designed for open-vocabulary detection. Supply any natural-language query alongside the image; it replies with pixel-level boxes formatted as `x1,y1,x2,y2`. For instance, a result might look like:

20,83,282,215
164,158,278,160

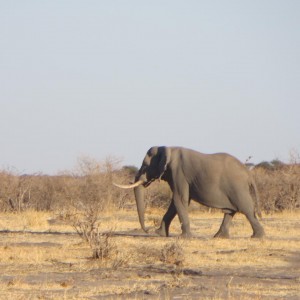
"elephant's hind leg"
214,211,236,239
245,212,265,238
237,194,265,238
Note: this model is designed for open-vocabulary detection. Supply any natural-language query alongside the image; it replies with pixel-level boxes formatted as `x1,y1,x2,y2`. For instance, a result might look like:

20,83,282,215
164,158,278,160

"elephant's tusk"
113,180,145,189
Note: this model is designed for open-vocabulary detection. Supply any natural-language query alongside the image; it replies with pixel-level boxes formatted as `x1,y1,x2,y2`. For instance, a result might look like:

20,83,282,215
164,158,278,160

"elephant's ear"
157,147,171,178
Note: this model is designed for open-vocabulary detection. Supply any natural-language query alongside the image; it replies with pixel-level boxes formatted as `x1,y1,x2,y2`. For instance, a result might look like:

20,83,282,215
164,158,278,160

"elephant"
114,146,265,239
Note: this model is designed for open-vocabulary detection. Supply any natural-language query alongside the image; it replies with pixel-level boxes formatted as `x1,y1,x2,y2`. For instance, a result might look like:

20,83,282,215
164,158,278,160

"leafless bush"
63,156,133,212
0,156,131,213
71,206,100,241
92,232,115,260
145,181,172,210
72,209,117,260
0,170,32,212
28,175,57,211
161,239,185,266
254,163,300,213
71,208,130,267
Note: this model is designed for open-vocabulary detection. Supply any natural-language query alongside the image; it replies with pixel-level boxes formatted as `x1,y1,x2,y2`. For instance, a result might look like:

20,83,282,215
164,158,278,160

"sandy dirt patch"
0,210,299,299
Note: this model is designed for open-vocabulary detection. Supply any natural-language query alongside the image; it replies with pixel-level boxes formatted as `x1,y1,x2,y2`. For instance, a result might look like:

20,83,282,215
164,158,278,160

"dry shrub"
145,181,172,210
0,170,33,212
161,239,185,266
0,156,132,213
91,232,115,260
71,206,101,242
0,170,70,212
254,163,300,213
72,209,117,260
62,156,133,212
71,208,130,267
27,175,58,211
63,157,133,264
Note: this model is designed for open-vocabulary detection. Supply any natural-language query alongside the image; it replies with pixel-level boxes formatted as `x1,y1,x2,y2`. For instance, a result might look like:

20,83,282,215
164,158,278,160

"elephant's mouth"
144,178,155,187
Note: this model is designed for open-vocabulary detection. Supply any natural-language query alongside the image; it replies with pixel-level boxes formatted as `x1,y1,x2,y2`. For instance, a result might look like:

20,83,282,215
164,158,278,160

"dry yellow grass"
0,209,299,299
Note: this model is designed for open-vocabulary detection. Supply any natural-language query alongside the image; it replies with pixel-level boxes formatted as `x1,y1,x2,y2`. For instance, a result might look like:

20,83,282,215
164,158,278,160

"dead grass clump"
90,231,116,260
71,206,116,260
71,206,130,267
21,210,49,229
160,239,185,266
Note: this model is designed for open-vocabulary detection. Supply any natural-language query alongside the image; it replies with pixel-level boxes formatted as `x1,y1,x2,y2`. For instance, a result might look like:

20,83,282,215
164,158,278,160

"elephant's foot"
155,227,168,237
180,231,192,238
251,229,265,239
180,222,192,238
214,230,230,239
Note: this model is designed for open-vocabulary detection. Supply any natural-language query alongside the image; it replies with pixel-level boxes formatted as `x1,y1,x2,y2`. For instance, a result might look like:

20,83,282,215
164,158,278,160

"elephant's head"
114,146,171,232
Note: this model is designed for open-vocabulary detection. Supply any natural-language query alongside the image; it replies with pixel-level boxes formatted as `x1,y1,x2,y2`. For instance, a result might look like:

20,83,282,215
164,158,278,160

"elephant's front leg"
173,193,192,237
156,201,177,237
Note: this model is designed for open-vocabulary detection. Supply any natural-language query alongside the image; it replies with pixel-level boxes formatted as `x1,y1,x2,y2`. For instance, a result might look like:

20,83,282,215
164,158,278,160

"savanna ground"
0,207,299,300
0,156,299,299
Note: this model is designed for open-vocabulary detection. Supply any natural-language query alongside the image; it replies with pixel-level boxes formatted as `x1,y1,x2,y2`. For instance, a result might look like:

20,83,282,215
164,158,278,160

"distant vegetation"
0,157,299,214
254,159,286,171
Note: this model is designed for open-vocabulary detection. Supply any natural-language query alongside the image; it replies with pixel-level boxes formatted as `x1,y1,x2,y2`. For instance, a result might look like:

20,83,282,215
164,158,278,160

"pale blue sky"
1,1,299,174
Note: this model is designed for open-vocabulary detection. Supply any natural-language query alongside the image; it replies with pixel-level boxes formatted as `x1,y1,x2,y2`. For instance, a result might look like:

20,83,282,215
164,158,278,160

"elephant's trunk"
134,184,148,232
113,172,149,233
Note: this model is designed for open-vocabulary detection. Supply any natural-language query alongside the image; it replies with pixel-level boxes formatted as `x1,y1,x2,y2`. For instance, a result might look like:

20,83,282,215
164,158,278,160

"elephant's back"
172,147,249,179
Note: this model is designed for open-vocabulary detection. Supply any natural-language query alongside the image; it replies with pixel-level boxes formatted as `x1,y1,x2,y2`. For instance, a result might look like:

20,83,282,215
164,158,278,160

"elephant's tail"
249,180,262,219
